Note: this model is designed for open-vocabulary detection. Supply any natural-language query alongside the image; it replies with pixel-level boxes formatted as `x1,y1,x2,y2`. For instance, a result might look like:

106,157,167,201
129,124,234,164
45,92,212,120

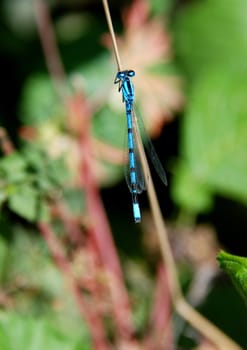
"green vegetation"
0,0,246,348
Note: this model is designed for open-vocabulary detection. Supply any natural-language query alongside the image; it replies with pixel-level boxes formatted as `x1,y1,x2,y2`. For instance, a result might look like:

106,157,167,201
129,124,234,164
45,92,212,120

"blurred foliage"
19,74,65,126
0,228,91,349
0,0,247,348
172,0,247,214
19,59,126,188
0,145,69,221
0,311,89,350
174,0,247,79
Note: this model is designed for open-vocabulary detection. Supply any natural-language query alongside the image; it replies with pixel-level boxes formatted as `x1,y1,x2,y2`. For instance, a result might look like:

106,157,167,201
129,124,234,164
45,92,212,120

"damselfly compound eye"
128,70,135,77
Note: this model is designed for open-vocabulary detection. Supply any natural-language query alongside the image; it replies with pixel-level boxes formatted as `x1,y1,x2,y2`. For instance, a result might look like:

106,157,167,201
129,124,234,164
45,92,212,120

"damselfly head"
116,70,135,80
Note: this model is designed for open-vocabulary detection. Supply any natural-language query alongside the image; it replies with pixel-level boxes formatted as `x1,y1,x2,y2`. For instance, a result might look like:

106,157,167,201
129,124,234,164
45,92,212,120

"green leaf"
19,74,64,126
46,157,70,188
73,53,113,97
0,152,27,183
0,312,90,350
172,66,247,213
91,106,126,187
92,106,126,149
150,0,174,15
171,163,213,213
174,0,247,78
0,146,69,220
217,251,247,303
22,145,46,171
8,184,48,222
22,144,69,189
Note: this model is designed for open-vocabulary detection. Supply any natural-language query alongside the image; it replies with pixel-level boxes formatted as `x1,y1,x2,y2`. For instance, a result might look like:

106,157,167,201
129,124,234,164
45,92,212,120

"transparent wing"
133,103,168,186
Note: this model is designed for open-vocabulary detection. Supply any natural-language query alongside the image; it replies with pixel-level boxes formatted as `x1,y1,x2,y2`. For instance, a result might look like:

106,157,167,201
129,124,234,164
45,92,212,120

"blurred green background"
0,0,247,349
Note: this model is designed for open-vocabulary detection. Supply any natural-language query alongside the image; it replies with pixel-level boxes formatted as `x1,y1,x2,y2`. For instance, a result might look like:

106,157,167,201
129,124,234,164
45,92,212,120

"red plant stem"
33,0,67,99
144,264,173,349
54,202,110,332
154,264,173,348
38,222,110,350
0,127,15,155
54,201,84,246
77,97,135,342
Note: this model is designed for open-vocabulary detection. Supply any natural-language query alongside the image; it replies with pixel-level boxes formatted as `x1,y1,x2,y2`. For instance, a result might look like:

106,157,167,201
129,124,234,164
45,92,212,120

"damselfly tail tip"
133,202,141,223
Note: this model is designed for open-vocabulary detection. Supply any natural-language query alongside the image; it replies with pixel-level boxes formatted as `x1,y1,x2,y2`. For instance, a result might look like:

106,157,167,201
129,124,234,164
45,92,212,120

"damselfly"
115,70,167,223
